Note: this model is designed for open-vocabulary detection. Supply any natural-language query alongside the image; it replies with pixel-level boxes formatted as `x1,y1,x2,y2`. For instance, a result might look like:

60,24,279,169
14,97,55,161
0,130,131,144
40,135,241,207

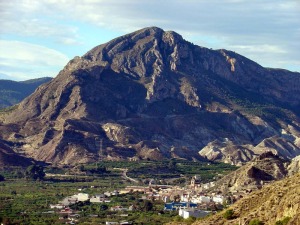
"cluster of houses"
50,192,112,209
47,175,242,223
50,190,135,224
120,175,242,219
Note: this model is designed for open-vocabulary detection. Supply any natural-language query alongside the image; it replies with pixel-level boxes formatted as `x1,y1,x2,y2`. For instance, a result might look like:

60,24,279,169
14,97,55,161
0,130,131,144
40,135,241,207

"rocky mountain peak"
0,27,299,165
81,26,190,78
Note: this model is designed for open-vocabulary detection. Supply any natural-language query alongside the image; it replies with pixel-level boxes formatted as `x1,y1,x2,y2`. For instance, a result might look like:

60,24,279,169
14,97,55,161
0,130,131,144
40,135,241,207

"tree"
0,174,4,182
185,216,196,225
275,217,291,225
249,218,264,225
173,215,184,222
173,194,181,202
25,165,45,180
223,209,234,220
168,160,177,170
100,204,108,211
134,200,153,212
14,170,24,179
142,200,153,211
79,165,85,172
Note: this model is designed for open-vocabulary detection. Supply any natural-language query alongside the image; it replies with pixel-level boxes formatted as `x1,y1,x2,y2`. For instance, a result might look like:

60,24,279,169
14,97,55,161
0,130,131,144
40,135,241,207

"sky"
0,0,299,81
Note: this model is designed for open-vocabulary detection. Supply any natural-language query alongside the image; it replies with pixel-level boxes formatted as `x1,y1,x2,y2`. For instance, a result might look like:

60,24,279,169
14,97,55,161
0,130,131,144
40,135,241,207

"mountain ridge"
0,77,52,109
0,27,299,165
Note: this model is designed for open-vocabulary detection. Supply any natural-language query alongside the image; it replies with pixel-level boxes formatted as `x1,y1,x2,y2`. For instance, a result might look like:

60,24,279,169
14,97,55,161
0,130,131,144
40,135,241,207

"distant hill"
0,77,52,109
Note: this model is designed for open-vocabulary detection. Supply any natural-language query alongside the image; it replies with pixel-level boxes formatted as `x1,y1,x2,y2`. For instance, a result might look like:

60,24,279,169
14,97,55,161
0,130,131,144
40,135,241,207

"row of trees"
2,165,46,181
25,165,45,180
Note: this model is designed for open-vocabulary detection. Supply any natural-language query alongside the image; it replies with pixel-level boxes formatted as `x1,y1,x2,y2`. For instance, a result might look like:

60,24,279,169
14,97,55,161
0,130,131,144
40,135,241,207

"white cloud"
230,44,287,54
0,40,69,80
0,0,299,73
227,44,295,69
0,1,81,45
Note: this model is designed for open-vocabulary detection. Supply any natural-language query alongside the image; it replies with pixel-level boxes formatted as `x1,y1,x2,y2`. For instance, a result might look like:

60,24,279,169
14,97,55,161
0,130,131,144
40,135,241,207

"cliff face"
0,27,299,165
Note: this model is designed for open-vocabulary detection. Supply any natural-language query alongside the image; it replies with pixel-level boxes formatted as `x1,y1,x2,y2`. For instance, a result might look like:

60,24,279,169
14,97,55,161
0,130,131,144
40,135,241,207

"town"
45,174,247,225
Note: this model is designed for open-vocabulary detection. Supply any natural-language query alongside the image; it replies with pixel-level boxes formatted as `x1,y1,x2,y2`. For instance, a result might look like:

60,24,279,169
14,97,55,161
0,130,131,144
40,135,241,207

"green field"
0,160,237,224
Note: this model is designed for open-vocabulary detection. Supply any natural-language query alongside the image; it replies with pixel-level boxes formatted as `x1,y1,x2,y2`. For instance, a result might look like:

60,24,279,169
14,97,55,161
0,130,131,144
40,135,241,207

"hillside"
0,27,299,165
0,139,32,167
0,77,52,109
194,172,300,225
210,152,289,193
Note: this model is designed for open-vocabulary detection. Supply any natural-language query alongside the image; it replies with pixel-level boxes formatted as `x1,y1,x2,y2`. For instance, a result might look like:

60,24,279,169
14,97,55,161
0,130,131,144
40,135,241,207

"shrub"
173,215,183,222
223,209,234,220
249,218,264,225
185,216,196,225
275,217,291,225
282,217,291,224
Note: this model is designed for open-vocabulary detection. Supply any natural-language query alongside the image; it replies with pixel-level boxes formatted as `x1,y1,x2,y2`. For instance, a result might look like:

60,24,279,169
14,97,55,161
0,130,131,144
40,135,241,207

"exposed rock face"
194,172,300,225
212,152,288,192
199,135,300,166
0,27,299,165
288,155,300,175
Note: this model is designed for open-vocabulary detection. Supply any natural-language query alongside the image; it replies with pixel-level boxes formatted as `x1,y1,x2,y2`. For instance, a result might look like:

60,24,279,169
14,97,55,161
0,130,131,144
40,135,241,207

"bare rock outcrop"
211,152,288,193
288,155,300,175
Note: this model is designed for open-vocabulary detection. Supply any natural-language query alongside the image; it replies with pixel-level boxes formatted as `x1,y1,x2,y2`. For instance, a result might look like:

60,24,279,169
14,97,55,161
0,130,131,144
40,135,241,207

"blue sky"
0,0,299,81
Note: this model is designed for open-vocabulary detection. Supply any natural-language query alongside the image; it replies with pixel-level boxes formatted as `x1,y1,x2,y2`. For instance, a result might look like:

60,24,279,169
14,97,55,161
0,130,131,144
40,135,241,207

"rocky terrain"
288,155,300,176
0,27,299,165
194,172,300,225
210,152,289,193
0,77,52,109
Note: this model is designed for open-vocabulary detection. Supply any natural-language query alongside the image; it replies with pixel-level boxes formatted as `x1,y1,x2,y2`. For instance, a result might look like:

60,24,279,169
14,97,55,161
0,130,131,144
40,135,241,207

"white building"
199,196,211,203
110,206,128,211
203,182,215,189
74,193,89,201
50,204,64,209
212,195,224,204
181,194,190,202
179,208,211,219
90,196,102,203
60,197,78,206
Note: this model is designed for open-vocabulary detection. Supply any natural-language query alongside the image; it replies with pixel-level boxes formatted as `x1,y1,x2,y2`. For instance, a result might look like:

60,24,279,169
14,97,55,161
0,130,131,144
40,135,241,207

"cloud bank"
0,41,69,80
0,0,299,80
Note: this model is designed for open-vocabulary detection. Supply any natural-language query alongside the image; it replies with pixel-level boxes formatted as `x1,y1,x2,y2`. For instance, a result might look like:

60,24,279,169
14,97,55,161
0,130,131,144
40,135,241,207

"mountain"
0,27,299,165
210,152,289,193
194,172,300,225
0,77,52,109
